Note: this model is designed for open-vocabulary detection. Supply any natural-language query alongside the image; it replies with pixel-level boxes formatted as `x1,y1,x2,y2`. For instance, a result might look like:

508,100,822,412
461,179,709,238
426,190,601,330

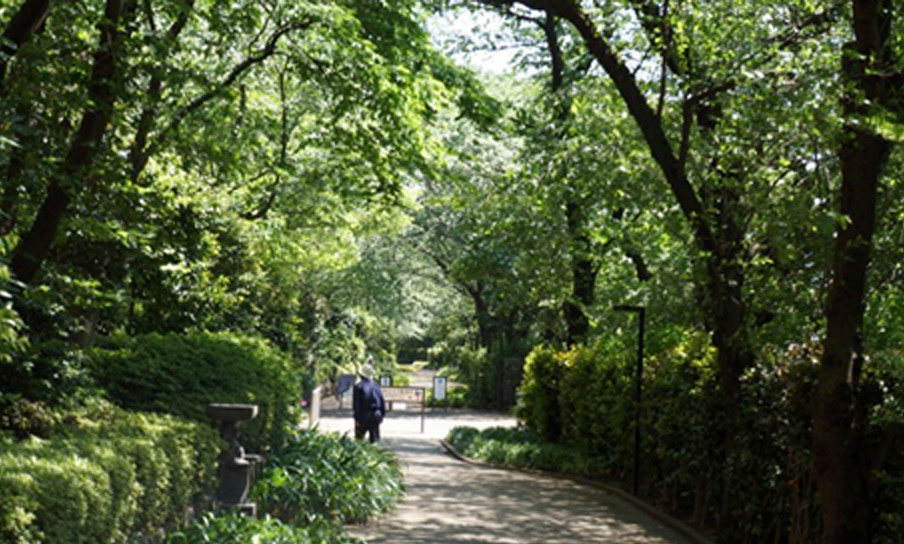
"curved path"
316,401,699,544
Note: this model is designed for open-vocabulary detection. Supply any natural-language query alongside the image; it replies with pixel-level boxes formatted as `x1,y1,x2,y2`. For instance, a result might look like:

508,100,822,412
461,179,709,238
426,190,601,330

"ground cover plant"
446,426,608,476
166,428,405,544
253,429,404,526
164,511,363,544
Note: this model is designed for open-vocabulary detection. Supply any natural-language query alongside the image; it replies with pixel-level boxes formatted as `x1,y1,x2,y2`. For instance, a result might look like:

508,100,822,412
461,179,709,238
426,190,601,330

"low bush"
0,342,105,439
446,426,608,475
0,404,219,544
426,384,471,408
88,330,302,452
253,429,403,526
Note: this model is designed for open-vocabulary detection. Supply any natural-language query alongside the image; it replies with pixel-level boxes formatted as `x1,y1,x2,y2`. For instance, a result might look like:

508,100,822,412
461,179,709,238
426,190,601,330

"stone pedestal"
206,403,262,515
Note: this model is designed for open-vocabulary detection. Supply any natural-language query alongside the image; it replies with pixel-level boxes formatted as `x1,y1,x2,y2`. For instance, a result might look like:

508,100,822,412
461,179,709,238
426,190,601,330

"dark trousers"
355,420,381,443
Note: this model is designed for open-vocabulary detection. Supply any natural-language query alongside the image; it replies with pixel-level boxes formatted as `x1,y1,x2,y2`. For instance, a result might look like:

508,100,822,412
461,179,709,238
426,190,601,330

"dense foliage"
165,512,360,544
446,426,607,475
166,430,404,544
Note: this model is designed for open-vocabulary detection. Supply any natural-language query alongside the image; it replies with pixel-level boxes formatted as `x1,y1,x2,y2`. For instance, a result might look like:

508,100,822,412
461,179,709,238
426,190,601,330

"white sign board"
433,376,447,401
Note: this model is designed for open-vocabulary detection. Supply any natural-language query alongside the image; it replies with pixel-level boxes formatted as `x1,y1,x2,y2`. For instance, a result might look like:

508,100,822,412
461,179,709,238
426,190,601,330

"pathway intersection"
315,371,702,544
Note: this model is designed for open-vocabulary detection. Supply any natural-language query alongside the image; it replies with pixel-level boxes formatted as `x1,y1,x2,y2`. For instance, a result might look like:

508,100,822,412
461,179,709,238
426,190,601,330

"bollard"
309,386,322,428
206,403,262,516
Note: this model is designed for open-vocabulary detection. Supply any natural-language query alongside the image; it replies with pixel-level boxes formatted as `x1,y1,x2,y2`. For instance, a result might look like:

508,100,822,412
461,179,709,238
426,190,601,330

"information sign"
381,386,426,433
382,387,425,402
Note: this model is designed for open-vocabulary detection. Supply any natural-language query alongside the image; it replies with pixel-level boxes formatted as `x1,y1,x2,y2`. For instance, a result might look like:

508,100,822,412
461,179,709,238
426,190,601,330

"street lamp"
614,304,645,495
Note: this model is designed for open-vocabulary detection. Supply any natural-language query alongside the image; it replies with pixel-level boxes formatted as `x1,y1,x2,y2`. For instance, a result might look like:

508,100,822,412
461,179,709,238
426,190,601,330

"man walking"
353,359,386,443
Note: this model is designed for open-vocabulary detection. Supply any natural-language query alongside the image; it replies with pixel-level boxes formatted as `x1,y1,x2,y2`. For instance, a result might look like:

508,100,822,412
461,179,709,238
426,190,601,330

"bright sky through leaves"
428,8,519,74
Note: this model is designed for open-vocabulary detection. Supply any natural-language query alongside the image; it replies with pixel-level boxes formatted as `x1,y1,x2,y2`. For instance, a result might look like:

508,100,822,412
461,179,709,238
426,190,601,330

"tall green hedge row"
87,330,302,452
516,335,904,543
0,406,219,544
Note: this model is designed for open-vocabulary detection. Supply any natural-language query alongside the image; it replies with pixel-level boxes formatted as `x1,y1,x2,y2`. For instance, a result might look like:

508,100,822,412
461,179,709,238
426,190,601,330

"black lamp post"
614,305,645,495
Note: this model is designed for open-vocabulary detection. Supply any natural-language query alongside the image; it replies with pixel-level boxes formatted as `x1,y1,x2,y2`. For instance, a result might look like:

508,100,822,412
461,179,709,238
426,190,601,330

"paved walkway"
316,395,699,544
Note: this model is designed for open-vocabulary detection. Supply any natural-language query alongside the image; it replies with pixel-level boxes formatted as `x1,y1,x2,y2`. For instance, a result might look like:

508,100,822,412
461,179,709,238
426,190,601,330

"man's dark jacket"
353,378,386,425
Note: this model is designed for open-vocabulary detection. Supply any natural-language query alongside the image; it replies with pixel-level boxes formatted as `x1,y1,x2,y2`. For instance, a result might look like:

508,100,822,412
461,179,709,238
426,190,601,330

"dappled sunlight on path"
350,436,692,544
349,435,693,544
315,374,697,544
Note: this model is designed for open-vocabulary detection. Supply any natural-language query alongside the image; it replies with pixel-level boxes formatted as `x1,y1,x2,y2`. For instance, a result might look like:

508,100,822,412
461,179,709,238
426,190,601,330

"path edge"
438,439,715,544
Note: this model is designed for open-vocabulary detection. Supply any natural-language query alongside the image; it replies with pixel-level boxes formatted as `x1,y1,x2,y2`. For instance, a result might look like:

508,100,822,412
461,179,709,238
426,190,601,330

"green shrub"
426,384,471,408
164,511,360,544
0,395,65,440
512,334,904,541
557,341,632,463
88,330,302,452
515,346,566,443
0,405,218,544
0,342,103,420
253,429,403,526
445,425,607,475
640,333,719,500
871,349,904,544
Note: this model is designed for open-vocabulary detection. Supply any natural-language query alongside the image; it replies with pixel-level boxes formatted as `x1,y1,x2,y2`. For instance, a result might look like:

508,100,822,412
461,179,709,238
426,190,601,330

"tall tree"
0,0,464,346
474,0,843,538
813,1,902,542
541,13,598,345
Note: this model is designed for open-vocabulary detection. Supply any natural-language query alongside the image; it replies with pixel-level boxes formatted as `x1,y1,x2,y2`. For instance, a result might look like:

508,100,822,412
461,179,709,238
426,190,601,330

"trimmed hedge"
0,405,219,544
88,331,302,452
515,336,904,542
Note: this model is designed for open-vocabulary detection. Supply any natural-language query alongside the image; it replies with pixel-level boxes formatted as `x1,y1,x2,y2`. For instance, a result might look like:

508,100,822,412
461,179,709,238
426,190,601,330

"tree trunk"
128,0,194,184
565,199,594,344
1,1,52,232
540,12,597,346
706,244,754,538
814,130,884,544
813,2,897,542
467,282,495,350
9,0,134,284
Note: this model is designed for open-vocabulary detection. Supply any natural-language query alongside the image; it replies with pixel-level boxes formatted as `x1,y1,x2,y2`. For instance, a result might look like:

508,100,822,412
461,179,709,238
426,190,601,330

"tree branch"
135,18,314,182
483,0,716,252
129,0,195,182
0,0,51,94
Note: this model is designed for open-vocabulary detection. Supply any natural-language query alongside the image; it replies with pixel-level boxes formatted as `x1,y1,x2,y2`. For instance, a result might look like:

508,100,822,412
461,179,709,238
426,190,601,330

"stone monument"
206,403,263,515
